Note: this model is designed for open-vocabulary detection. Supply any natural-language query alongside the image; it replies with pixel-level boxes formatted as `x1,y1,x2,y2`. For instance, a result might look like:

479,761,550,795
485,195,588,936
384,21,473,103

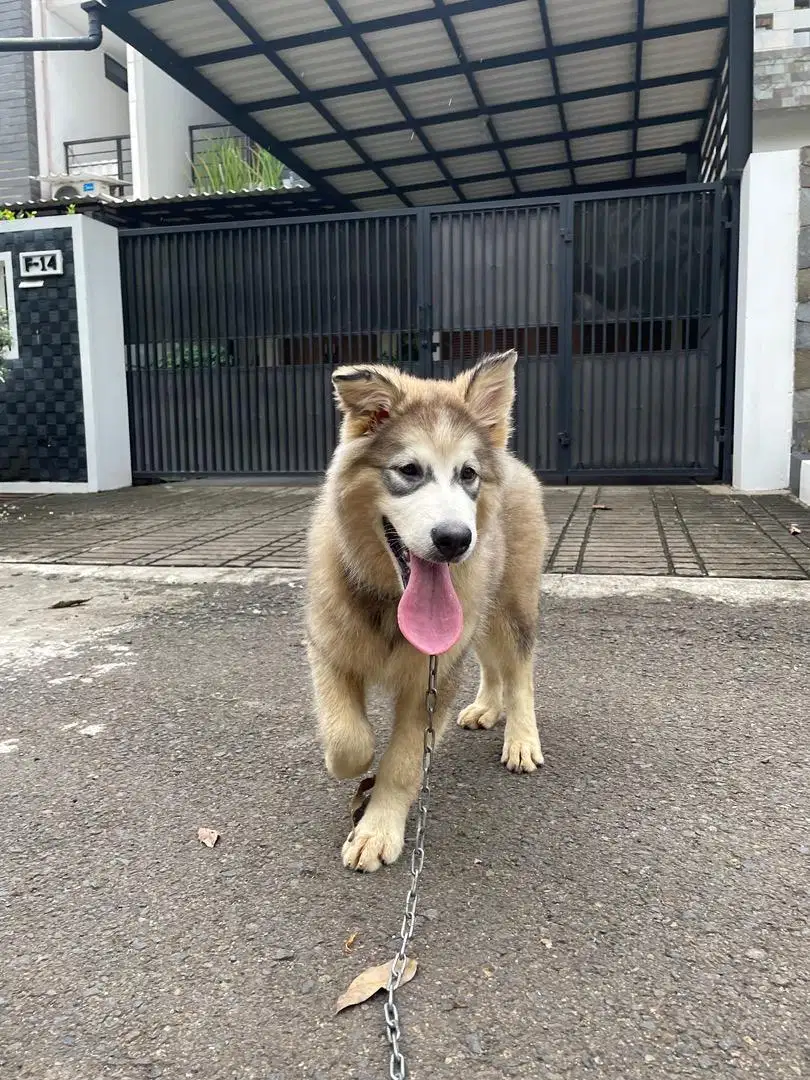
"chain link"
384,653,438,1079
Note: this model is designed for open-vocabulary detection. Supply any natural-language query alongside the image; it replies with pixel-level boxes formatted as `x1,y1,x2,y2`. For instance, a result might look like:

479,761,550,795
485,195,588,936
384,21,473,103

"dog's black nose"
431,523,472,561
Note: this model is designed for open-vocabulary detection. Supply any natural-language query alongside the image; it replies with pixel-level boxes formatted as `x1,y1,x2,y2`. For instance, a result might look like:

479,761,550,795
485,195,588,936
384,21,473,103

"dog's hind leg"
342,663,461,872
310,654,375,781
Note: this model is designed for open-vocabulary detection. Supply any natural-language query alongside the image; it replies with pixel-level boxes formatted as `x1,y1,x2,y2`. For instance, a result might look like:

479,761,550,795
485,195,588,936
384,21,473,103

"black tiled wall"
0,228,86,482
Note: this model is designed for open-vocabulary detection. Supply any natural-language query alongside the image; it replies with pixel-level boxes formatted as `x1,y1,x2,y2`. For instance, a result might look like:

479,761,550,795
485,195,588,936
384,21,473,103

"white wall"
733,148,799,491
755,0,810,51
128,48,221,198
32,1,130,179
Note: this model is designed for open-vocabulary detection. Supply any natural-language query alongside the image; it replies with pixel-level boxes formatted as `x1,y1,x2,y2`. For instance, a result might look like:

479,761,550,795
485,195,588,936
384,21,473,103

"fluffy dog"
305,350,548,872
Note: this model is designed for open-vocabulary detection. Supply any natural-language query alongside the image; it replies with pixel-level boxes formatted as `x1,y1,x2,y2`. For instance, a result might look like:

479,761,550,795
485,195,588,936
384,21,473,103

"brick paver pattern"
2,485,810,579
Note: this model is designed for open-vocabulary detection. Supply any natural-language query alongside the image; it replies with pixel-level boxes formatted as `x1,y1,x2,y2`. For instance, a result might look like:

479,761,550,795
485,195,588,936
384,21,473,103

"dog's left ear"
332,365,402,438
457,350,517,447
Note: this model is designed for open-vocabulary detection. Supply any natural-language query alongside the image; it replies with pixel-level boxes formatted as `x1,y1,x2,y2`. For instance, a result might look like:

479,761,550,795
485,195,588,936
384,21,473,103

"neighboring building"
0,0,303,204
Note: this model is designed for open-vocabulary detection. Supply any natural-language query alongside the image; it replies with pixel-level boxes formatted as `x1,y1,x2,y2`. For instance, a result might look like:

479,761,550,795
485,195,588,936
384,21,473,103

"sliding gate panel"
120,214,418,477
428,203,563,474
569,187,724,478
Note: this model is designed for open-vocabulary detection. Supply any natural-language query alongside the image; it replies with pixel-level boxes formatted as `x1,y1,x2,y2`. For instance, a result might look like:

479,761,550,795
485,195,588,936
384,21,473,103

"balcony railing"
189,123,306,193
64,136,132,195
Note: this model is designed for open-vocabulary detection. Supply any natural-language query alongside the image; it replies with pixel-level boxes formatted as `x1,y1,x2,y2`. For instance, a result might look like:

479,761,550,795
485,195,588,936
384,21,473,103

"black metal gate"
120,184,726,482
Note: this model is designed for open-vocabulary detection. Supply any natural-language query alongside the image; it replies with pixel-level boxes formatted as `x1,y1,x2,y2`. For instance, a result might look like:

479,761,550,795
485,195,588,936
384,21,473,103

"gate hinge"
715,425,727,442
560,227,573,244
557,431,571,447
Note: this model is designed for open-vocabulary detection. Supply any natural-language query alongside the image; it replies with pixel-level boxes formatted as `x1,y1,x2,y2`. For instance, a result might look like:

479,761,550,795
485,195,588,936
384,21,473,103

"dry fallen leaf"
197,827,220,848
592,504,612,512
335,957,417,1013
540,937,553,949
349,775,376,826
344,931,359,954
789,524,802,535
51,598,91,610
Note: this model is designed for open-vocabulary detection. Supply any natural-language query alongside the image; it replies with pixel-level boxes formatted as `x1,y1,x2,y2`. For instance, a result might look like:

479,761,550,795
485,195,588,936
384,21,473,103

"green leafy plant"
154,341,229,368
0,308,12,383
190,138,285,194
0,208,36,220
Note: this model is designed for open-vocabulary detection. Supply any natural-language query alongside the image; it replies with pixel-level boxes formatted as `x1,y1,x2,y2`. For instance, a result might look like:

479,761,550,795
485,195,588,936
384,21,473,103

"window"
0,251,20,362
104,54,128,92
796,1,810,10
756,13,773,28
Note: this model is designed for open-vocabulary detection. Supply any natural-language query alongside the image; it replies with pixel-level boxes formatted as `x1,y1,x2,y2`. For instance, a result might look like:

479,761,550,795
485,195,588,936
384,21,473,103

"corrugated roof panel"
461,178,514,199
446,151,505,178
408,186,459,205
198,57,293,104
563,93,634,130
517,170,572,192
641,31,724,81
252,104,335,140
228,0,339,38
548,0,635,46
326,91,405,128
645,0,727,29
137,1,250,58
397,76,477,119
636,153,684,177
638,81,710,120
279,40,374,90
575,161,630,184
296,142,364,170
340,0,434,19
422,117,492,150
385,161,445,186
475,61,555,106
357,130,429,159
507,142,567,170
363,23,458,76
493,106,559,140
570,129,632,160
332,170,387,194
353,194,408,212
557,45,634,94
451,1,544,60
637,119,702,152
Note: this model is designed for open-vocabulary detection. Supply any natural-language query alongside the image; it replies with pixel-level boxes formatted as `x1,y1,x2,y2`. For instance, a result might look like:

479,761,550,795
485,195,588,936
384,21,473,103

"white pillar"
733,149,799,491
0,215,131,493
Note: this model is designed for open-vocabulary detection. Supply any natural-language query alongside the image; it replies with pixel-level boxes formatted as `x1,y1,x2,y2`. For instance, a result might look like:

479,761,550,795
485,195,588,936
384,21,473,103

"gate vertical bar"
416,207,433,377
557,196,575,477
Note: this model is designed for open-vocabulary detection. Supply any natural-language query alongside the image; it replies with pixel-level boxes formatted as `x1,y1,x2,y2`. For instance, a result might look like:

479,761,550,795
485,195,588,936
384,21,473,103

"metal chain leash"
383,653,438,1080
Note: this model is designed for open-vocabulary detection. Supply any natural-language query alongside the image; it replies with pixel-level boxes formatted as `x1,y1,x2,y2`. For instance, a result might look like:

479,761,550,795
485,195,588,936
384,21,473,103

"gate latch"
557,431,571,448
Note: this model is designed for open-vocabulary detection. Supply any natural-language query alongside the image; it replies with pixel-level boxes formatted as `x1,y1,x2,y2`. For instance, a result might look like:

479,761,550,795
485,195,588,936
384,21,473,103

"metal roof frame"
98,0,738,207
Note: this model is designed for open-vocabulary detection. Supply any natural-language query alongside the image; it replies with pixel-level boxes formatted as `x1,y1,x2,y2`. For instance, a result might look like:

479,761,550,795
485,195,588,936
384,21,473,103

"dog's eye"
460,465,478,483
397,463,422,479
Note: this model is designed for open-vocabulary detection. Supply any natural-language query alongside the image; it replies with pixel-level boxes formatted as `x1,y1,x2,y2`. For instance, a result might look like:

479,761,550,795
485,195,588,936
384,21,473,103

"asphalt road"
1,567,808,1079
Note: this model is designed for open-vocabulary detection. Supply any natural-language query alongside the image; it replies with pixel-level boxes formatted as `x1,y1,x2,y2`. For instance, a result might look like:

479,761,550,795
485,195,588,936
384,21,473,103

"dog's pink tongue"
397,554,463,655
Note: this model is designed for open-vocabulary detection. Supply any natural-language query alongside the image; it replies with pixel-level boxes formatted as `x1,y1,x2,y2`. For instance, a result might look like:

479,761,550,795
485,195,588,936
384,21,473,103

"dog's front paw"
342,819,404,872
457,701,502,730
501,735,544,773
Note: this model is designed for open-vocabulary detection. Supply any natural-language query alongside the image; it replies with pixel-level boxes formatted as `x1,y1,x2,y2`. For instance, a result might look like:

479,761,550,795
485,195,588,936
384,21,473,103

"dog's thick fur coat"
305,351,548,871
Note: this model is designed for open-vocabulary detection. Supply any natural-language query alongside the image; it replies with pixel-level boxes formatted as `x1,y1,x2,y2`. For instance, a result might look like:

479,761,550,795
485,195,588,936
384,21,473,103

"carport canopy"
100,0,740,212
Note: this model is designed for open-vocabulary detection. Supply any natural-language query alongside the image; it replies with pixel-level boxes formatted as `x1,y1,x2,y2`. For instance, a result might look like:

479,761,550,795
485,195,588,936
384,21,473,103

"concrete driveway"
1,565,808,1079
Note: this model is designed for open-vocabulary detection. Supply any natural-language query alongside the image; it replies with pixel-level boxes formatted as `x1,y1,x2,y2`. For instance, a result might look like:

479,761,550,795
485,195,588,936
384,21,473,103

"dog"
305,350,548,872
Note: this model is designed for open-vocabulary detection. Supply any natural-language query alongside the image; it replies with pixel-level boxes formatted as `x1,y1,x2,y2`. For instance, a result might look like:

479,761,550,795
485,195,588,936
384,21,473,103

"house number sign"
19,250,64,278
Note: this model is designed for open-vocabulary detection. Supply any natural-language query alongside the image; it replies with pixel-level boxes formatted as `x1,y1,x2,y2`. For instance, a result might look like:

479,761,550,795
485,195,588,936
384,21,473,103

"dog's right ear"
332,365,402,438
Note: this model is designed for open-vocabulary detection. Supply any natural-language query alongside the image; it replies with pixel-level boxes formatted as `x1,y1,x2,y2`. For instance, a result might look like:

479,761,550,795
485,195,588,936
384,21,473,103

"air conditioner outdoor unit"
37,173,124,201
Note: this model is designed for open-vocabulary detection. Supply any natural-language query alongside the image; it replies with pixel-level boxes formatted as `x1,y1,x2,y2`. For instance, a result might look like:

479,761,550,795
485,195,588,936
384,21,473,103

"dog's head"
330,351,516,593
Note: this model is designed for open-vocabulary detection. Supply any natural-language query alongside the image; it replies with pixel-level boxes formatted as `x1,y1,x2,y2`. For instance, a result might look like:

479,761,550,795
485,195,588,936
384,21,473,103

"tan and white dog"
305,350,548,872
